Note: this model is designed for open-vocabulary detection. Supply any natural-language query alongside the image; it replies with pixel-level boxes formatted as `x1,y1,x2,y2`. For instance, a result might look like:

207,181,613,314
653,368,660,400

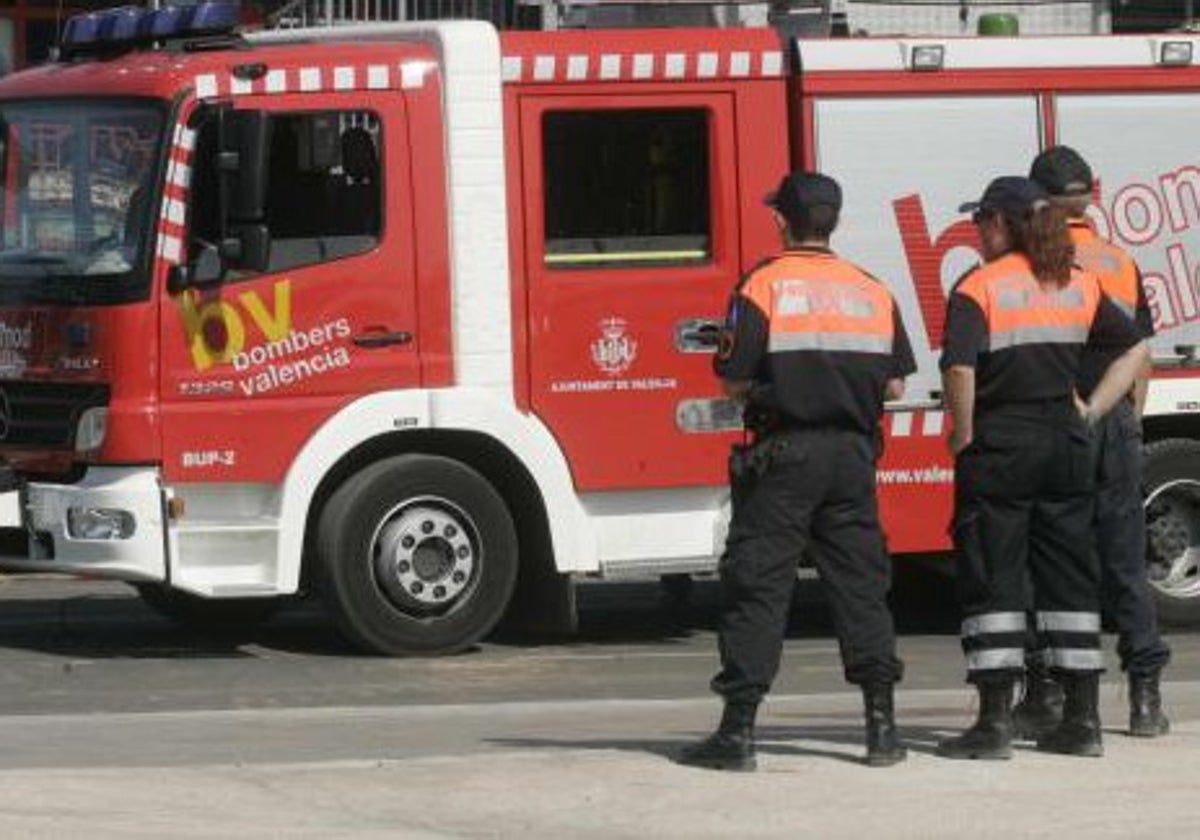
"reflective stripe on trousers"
1035,610,1105,672
962,611,1026,675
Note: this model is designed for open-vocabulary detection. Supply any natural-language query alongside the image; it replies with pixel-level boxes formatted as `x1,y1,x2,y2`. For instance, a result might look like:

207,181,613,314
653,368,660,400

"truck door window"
189,110,382,278
542,108,710,269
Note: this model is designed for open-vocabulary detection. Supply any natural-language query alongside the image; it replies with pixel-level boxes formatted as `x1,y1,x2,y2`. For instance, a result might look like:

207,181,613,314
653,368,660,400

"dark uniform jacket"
940,251,1141,412
716,246,916,435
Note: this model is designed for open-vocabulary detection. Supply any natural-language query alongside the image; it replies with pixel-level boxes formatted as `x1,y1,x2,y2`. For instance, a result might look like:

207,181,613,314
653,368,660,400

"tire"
316,454,518,655
1143,438,1200,625
135,584,284,634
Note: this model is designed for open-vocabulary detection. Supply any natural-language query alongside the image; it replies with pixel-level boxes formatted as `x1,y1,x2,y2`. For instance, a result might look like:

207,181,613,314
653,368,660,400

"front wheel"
1144,438,1200,625
317,454,518,655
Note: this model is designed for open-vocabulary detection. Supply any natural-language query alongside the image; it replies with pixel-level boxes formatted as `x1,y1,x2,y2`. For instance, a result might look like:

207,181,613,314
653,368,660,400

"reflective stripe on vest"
985,323,1090,351
770,330,894,354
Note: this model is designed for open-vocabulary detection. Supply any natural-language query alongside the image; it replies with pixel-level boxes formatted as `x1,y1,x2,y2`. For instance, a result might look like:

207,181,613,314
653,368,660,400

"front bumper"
0,467,167,581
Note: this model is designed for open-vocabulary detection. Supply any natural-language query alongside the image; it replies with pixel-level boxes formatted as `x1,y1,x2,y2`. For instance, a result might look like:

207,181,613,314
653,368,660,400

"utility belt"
976,395,1078,425
743,409,863,441
731,419,871,484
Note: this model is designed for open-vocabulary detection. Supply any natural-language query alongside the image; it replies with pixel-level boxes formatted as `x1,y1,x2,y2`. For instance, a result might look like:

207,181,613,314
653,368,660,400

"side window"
188,110,382,278
542,108,710,269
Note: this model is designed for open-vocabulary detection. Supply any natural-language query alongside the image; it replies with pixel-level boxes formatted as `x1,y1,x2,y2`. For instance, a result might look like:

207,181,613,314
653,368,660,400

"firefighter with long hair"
1007,146,1171,740
938,176,1150,759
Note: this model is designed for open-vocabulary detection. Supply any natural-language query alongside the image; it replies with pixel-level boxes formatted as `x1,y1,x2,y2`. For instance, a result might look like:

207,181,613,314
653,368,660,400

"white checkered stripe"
154,121,196,268
500,49,784,83
192,60,432,100
884,410,946,438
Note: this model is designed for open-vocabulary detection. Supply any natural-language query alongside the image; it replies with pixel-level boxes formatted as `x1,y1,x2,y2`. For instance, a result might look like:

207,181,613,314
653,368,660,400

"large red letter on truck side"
893,194,979,348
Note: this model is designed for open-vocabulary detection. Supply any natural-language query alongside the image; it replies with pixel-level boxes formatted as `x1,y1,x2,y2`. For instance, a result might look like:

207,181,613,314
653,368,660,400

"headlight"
66,507,135,540
75,407,108,454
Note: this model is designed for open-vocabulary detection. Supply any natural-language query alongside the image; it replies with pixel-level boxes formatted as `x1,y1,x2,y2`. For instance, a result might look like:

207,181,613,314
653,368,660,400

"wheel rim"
369,496,481,616
1145,479,1200,602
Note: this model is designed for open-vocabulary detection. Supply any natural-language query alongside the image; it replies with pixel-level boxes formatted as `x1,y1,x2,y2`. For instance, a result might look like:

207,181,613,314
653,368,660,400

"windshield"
0,99,165,304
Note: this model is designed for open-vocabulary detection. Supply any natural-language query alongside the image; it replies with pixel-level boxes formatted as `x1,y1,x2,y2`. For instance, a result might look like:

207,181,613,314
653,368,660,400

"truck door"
158,90,420,485
519,94,741,491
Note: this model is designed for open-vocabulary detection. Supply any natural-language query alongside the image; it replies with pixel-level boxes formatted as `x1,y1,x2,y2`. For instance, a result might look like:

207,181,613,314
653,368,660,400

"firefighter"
677,171,915,771
1008,146,1170,739
938,176,1150,760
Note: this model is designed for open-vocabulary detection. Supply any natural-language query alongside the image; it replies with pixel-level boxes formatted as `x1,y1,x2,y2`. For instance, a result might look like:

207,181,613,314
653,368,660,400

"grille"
0,382,110,450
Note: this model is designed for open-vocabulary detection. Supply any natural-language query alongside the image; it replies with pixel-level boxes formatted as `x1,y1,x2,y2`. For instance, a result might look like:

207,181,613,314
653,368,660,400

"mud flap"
500,549,578,638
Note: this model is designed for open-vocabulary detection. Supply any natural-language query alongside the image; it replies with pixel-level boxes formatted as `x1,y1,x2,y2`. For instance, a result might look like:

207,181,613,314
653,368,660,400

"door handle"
352,329,413,349
676,318,723,353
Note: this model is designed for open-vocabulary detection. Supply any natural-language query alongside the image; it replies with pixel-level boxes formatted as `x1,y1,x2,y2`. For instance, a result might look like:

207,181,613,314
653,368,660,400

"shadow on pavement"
488,723,957,767
0,563,961,660
0,589,362,660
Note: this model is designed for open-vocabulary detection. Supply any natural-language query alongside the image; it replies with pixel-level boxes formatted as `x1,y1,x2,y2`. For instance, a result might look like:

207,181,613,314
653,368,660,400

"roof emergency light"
143,5,200,39
61,12,105,48
1159,41,1194,66
910,44,945,72
59,2,238,55
97,6,148,43
186,2,239,35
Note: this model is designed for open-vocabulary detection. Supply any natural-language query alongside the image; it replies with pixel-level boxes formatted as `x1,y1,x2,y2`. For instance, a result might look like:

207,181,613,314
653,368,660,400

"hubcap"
371,497,479,615
1146,479,1200,602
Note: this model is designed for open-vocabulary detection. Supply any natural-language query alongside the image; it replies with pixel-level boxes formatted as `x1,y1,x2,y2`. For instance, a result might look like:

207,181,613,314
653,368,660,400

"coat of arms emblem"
590,317,637,376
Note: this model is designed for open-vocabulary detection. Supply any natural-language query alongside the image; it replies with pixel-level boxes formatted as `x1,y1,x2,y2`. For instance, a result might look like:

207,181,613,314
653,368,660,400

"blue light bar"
141,5,199,39
96,7,151,43
187,3,240,35
61,12,104,47
60,2,239,54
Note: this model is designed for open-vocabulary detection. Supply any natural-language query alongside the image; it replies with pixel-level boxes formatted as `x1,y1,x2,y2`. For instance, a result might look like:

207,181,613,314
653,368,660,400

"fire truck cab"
1,2,1200,653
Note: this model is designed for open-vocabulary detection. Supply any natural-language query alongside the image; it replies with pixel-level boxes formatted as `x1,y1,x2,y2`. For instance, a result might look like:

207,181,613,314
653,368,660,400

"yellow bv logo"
179,279,292,371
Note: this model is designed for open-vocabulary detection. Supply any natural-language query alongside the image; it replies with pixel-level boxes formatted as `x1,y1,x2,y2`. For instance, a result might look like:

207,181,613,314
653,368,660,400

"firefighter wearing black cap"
1010,145,1171,739
938,176,1150,760
678,171,916,771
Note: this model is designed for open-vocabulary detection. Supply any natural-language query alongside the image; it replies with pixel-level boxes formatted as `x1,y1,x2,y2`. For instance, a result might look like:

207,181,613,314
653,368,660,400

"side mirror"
221,224,271,273
220,110,270,222
166,241,224,295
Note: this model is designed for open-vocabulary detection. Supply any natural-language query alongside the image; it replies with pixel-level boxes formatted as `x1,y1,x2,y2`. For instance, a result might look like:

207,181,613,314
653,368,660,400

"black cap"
959,176,1048,218
1029,146,1093,197
765,171,842,223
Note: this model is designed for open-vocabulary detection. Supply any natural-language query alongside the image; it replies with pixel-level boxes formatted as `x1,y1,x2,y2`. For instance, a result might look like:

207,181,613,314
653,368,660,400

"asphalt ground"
0,572,1194,837
0,568,978,715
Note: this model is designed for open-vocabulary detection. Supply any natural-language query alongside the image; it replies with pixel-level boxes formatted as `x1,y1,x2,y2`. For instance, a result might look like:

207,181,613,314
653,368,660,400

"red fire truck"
1,2,1199,654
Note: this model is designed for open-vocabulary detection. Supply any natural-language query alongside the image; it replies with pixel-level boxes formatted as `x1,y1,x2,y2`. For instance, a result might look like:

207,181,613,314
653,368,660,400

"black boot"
1012,672,1064,741
1129,672,1170,738
1037,673,1104,757
862,683,907,767
936,678,1014,760
677,702,758,771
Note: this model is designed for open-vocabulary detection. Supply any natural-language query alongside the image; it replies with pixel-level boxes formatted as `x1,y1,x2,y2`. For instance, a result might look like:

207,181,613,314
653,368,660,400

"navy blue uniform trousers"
711,428,903,705
954,401,1104,682
1094,401,1170,675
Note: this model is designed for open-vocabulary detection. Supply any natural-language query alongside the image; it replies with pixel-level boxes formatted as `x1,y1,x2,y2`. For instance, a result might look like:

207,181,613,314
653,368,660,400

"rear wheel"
134,584,284,634
1144,438,1200,625
317,454,518,655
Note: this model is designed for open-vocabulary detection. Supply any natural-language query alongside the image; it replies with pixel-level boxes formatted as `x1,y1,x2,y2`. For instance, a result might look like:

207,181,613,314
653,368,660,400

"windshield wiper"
0,251,73,269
